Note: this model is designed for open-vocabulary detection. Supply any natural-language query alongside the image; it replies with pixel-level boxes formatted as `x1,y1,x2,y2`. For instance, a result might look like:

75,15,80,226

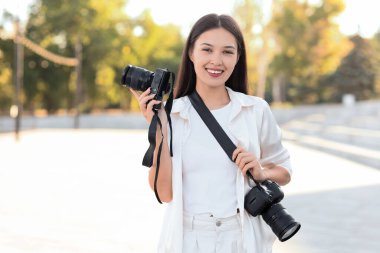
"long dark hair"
174,13,248,98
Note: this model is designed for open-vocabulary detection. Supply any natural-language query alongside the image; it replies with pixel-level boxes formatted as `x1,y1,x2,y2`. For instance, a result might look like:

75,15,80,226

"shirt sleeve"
258,100,292,176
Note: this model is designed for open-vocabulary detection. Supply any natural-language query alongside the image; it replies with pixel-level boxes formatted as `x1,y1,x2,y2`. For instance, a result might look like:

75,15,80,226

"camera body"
244,180,300,242
121,65,174,110
244,180,284,216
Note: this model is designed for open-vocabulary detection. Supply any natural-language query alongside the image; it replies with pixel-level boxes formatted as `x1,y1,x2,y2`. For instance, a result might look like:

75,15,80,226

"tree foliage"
323,35,377,101
233,0,258,95
371,30,380,96
0,0,183,113
269,0,350,104
0,36,14,110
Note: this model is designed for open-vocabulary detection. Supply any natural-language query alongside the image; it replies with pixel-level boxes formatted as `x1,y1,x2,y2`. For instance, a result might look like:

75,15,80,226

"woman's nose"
210,53,222,66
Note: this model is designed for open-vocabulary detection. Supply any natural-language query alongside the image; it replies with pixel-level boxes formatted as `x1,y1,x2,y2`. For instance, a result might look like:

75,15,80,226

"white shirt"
182,102,239,217
158,87,292,253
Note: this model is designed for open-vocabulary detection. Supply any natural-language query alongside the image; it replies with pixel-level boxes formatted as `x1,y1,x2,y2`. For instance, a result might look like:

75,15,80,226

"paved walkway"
278,100,380,169
1,129,379,253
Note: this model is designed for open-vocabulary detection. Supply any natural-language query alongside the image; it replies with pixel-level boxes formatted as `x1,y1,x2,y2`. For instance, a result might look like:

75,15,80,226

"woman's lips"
206,68,223,77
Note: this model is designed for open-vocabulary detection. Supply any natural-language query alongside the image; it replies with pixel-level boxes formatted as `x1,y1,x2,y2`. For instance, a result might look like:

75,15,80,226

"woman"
130,13,292,253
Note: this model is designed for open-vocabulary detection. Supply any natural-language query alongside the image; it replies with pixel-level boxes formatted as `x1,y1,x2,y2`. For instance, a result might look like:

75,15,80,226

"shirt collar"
171,86,256,120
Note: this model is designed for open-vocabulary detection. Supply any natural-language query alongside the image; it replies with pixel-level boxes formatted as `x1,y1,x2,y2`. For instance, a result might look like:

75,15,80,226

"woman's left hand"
232,146,267,182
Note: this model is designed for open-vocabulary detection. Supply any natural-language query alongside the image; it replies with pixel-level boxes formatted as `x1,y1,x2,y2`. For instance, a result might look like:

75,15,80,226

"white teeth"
207,69,223,74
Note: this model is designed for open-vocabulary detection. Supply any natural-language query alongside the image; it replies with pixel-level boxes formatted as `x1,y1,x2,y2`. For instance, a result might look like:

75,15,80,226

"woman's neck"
195,85,230,110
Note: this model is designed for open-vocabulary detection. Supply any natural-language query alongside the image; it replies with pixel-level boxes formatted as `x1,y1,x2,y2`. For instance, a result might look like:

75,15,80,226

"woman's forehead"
195,28,237,48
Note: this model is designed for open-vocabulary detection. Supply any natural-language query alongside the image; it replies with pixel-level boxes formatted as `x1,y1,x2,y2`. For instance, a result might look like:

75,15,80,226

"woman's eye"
224,50,234,54
202,48,212,52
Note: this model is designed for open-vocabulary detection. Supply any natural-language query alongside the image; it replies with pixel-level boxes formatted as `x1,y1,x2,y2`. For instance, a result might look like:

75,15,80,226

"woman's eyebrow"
224,45,237,50
200,43,236,50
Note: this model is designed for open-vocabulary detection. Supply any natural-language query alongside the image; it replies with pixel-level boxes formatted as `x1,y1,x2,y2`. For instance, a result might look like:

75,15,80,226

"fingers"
139,87,152,98
236,153,251,168
146,99,162,112
138,88,153,104
233,146,261,177
129,87,150,101
129,87,165,124
237,155,257,174
242,161,256,175
232,146,244,161
140,94,156,109
233,146,254,165
130,88,157,112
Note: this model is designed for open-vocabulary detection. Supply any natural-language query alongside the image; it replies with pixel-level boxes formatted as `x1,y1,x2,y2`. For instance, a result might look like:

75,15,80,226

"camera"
121,65,174,110
120,64,176,204
244,180,301,242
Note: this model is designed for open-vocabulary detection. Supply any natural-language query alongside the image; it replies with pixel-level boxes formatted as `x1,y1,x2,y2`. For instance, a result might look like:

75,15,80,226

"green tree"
325,35,377,101
0,37,14,112
20,0,182,113
0,12,18,113
269,0,349,104
233,0,274,98
233,0,257,95
24,0,131,112
371,30,380,97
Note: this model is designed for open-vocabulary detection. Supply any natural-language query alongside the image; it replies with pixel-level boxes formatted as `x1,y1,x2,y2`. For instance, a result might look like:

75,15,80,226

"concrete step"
283,130,380,170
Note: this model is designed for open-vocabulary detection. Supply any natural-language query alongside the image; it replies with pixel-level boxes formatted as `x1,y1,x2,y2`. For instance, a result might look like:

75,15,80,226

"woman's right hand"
129,87,166,124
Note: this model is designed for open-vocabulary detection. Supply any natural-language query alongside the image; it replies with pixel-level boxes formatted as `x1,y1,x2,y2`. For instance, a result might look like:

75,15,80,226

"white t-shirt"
182,102,239,218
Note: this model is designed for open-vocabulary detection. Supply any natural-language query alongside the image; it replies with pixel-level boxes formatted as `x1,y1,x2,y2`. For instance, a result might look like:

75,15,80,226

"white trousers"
183,212,243,253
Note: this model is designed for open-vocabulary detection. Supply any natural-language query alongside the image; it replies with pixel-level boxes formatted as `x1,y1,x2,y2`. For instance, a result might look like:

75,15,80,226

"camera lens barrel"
121,65,154,91
262,203,301,242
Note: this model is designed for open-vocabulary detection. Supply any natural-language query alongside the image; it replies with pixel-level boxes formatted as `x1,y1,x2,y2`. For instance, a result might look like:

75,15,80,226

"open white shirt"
182,101,239,218
158,87,292,253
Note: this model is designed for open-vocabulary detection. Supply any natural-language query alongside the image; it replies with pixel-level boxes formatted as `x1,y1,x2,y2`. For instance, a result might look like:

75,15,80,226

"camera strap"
142,73,175,204
188,89,261,186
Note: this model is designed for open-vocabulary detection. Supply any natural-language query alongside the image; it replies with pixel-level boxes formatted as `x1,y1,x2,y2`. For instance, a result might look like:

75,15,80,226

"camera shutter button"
216,220,222,227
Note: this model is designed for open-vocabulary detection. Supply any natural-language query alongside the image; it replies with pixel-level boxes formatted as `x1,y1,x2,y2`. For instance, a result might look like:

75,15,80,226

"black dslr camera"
121,65,174,110
245,180,301,242
120,64,175,205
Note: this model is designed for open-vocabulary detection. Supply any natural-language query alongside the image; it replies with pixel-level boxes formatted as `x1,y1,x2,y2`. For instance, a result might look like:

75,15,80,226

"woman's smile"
206,68,224,78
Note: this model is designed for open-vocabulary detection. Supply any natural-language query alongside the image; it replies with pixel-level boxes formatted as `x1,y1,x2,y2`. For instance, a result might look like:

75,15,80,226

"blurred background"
0,0,379,118
0,0,379,253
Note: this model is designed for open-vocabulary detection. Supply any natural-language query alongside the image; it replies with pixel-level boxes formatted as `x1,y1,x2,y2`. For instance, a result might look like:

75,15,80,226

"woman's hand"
232,146,267,182
129,88,167,124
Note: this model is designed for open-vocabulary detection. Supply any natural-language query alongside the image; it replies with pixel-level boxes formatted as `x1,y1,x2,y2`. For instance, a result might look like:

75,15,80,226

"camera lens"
262,203,301,242
121,65,154,91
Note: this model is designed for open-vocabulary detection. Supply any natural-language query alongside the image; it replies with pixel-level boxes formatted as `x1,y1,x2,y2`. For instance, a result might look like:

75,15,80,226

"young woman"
130,13,292,253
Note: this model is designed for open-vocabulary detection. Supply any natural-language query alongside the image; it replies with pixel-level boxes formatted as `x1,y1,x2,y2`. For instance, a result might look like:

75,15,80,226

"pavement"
277,100,380,169
1,129,380,253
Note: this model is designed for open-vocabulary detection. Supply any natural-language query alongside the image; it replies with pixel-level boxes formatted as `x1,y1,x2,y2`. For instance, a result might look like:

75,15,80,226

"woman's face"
189,28,239,90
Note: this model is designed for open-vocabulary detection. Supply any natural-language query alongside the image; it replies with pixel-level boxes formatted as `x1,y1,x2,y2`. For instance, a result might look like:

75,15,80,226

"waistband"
183,212,241,231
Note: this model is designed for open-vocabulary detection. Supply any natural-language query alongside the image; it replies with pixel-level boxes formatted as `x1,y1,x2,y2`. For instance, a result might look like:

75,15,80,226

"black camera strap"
188,90,260,185
142,73,175,204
